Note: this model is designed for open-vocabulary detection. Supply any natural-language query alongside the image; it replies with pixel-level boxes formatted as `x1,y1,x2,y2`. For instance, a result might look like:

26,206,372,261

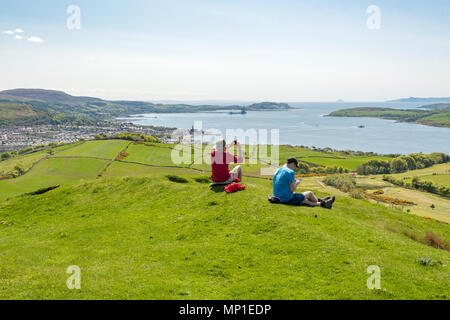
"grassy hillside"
328,107,450,128
0,140,449,299
0,102,54,126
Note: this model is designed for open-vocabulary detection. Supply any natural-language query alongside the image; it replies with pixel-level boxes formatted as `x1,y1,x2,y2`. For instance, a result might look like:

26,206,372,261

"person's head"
286,157,299,170
215,139,227,152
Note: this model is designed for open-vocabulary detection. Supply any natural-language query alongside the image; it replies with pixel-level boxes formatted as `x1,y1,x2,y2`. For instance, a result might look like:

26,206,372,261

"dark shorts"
283,193,306,206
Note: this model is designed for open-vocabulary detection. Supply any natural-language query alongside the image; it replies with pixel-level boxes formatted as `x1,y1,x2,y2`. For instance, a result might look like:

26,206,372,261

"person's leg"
284,193,307,206
303,191,319,203
302,199,321,207
230,165,242,180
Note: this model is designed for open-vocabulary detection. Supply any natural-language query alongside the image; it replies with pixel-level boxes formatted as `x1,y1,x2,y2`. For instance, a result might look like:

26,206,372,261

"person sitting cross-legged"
210,139,244,185
272,158,335,209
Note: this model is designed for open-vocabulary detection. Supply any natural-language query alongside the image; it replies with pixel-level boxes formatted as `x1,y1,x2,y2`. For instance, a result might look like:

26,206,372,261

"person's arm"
289,175,301,193
228,141,244,163
236,142,244,163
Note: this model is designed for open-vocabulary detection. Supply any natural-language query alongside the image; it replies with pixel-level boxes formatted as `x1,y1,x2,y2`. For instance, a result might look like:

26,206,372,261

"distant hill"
420,103,450,110
0,89,293,127
0,89,102,105
328,107,450,128
388,97,450,103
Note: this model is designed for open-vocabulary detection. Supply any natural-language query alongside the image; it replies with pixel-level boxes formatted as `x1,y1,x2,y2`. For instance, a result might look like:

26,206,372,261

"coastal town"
0,122,176,153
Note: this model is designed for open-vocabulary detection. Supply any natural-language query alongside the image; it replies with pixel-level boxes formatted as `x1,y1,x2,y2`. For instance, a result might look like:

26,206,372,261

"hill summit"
0,89,102,105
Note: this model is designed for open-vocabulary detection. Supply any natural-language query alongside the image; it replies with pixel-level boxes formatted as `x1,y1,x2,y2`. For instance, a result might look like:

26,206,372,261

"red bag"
225,182,246,193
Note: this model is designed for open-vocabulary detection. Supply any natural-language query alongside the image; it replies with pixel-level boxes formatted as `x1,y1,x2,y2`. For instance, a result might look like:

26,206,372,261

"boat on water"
228,109,247,115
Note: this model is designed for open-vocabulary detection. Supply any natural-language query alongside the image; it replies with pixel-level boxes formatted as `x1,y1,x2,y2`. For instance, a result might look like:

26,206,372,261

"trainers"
319,196,331,203
321,196,335,210
268,195,281,204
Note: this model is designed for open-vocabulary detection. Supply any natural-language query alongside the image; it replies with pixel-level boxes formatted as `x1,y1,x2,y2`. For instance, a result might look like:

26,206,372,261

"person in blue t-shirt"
272,158,335,209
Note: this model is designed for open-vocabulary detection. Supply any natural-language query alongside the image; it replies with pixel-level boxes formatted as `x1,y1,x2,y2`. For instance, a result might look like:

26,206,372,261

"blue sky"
1,0,449,101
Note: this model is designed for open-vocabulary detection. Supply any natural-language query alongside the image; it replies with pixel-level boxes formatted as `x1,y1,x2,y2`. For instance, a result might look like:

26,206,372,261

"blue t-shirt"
273,166,296,202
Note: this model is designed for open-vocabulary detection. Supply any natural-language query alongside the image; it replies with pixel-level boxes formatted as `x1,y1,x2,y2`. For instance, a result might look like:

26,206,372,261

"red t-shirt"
211,150,238,183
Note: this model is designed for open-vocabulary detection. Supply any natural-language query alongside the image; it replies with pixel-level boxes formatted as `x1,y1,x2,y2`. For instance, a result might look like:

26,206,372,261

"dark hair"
287,157,299,167
215,139,226,151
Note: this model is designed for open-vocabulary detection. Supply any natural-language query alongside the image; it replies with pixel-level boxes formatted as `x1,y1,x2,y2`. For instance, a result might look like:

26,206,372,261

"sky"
0,0,449,102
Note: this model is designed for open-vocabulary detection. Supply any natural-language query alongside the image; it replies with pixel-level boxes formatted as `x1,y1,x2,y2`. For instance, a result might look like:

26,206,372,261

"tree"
391,158,408,173
1,152,11,161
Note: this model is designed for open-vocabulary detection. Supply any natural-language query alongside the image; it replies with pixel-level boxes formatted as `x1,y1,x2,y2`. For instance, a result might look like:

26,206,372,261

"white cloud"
27,37,44,43
15,35,23,40
15,29,24,33
3,30,14,34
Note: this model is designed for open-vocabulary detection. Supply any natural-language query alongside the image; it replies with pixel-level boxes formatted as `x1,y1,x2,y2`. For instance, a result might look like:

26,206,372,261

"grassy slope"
421,174,450,188
0,158,108,200
0,173,449,300
387,163,450,189
54,140,131,160
0,103,37,119
0,140,449,299
0,151,48,176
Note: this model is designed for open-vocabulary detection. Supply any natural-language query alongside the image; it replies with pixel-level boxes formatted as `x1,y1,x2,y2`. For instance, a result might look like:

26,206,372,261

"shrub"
383,175,450,198
416,256,442,266
357,160,391,175
323,174,356,192
349,190,365,199
296,162,310,174
1,152,11,161
194,177,211,184
391,158,409,173
166,175,189,183
425,232,449,251
357,152,450,175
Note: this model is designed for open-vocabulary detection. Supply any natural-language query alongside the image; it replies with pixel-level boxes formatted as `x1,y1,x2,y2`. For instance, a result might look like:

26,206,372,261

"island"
327,104,450,128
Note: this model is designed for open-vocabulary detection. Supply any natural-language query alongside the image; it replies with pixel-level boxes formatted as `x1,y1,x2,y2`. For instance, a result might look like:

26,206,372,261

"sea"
118,101,450,155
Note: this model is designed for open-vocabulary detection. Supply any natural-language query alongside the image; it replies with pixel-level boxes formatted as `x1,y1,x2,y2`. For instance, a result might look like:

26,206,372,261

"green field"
0,150,48,176
328,107,450,128
0,139,449,299
387,163,450,189
0,158,108,200
54,140,131,160
125,143,190,167
420,174,450,188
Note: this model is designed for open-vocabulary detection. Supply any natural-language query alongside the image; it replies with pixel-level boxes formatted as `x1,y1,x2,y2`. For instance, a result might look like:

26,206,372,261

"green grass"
125,143,190,167
0,158,108,200
0,174,448,299
104,161,202,178
0,150,48,176
420,174,450,188
0,139,449,299
328,107,450,128
0,102,37,119
297,156,391,171
387,163,450,189
53,140,130,160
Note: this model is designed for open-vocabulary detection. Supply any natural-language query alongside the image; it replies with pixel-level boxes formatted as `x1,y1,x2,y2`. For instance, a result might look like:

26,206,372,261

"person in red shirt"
211,139,244,184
